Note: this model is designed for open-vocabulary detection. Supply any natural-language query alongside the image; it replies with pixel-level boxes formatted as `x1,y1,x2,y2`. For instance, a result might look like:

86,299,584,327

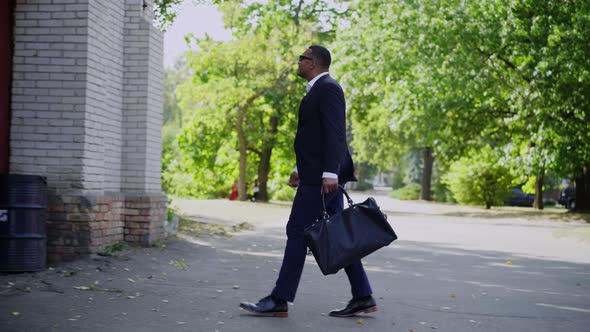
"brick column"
124,195,166,246
10,0,167,262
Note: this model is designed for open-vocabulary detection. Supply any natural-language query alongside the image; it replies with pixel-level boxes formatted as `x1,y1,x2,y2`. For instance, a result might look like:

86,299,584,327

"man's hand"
321,177,339,193
288,172,300,188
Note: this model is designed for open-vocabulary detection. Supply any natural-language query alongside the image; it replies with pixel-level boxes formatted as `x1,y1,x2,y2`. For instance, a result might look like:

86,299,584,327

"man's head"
297,45,331,80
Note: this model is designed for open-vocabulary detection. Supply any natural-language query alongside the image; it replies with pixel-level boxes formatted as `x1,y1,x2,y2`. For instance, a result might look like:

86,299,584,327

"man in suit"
239,45,377,318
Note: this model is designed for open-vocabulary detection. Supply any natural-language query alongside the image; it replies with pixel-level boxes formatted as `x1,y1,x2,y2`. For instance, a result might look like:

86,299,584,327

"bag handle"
321,185,354,219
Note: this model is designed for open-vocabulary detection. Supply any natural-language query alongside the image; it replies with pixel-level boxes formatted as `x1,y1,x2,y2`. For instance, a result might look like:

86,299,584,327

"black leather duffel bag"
304,186,398,275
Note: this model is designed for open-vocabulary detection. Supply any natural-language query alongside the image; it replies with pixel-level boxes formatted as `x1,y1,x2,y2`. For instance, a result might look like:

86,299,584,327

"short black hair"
309,45,331,69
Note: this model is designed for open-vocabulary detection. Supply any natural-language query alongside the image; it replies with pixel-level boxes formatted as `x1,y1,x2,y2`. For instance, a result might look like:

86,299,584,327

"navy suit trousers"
271,184,372,302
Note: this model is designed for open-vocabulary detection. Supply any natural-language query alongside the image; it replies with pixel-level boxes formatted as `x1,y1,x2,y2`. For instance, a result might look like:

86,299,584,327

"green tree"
169,0,347,200
334,0,590,211
444,147,513,209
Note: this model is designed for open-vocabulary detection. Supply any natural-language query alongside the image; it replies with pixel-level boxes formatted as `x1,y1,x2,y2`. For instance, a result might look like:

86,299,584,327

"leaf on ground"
506,261,513,265
451,293,457,298
356,319,363,324
272,268,278,273
11,312,20,317
169,258,189,270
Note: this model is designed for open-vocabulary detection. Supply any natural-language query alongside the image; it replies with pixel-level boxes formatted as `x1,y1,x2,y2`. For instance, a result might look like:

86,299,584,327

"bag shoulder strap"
321,185,354,218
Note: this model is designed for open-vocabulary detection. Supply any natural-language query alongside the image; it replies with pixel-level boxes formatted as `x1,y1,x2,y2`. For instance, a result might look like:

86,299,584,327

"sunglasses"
299,55,314,62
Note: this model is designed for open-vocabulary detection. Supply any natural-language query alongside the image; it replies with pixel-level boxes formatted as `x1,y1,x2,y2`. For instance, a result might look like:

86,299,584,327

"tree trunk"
257,148,271,202
574,164,590,212
533,171,544,210
256,114,278,202
420,147,433,201
236,106,248,201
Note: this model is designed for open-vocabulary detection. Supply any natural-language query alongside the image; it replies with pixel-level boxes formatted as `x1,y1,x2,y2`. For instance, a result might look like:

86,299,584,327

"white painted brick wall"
10,0,90,190
10,0,164,195
122,0,163,192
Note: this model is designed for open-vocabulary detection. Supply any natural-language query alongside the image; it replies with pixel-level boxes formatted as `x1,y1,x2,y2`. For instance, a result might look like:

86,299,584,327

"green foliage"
521,177,538,195
333,0,590,210
444,148,514,209
153,0,183,31
169,257,189,270
166,206,175,223
164,0,345,199
271,184,296,202
97,242,129,257
158,0,590,209
406,151,422,185
154,0,222,31
432,166,454,203
152,239,167,250
391,168,405,190
355,181,374,191
390,183,421,201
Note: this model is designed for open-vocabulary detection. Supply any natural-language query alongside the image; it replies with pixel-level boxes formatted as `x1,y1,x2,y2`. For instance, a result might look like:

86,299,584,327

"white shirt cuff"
294,167,337,180
322,172,338,179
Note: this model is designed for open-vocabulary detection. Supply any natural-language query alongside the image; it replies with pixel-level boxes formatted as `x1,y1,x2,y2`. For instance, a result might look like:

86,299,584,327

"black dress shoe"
239,295,288,317
329,296,378,317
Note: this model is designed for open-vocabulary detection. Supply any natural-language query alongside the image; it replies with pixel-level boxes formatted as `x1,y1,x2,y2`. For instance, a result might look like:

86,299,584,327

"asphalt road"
1,192,589,331
172,191,590,331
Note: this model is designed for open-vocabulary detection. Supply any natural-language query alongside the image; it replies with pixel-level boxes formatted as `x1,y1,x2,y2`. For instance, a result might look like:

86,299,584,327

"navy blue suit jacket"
294,74,357,185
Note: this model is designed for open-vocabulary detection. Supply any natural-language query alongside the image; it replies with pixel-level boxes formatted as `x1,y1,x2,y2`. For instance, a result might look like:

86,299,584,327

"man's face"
297,48,314,78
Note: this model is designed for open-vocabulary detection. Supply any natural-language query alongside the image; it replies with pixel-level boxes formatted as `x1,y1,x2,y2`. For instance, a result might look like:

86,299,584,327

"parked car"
557,186,576,210
507,188,535,207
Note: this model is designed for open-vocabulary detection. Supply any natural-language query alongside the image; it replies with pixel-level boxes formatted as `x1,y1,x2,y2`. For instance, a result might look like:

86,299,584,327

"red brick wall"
47,193,166,262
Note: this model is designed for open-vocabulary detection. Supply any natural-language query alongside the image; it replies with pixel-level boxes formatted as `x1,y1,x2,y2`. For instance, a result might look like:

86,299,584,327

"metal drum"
0,174,47,272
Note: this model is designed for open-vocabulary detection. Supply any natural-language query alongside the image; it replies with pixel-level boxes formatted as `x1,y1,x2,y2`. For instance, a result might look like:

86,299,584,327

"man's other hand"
321,177,338,193
288,172,300,188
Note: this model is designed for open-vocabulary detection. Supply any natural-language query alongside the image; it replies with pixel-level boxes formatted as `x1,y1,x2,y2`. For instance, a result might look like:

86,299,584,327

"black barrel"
0,174,47,272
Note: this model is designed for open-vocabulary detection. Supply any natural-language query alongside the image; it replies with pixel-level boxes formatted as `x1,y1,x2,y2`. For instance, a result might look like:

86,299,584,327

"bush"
391,170,405,190
444,148,513,209
390,183,421,200
354,181,374,191
271,184,296,202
